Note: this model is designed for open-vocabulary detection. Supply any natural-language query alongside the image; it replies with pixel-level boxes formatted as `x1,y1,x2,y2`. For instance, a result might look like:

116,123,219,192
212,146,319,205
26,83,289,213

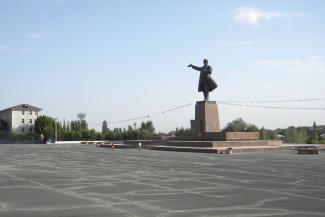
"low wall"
123,140,157,145
212,140,282,148
55,141,83,144
55,140,123,144
203,132,259,141
165,140,282,148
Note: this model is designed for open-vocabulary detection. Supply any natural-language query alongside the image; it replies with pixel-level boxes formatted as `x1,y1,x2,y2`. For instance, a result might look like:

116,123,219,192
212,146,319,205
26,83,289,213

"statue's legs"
203,84,209,101
203,91,209,101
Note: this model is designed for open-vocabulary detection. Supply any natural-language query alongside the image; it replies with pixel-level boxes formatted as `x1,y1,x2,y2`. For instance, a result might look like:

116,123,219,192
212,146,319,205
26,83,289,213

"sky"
0,0,325,132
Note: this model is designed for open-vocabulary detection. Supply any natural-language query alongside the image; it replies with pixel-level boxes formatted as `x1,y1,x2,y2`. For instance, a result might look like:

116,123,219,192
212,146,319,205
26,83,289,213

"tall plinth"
191,101,220,138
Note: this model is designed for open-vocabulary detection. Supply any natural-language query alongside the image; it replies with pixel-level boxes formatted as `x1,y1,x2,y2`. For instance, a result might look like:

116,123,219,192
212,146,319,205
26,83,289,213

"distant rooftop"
0,104,42,112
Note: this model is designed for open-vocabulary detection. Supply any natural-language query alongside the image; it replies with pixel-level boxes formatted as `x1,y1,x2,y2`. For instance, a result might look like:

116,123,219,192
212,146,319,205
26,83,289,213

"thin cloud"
24,0,64,3
225,40,256,47
233,7,303,26
0,45,9,52
17,48,31,53
26,31,54,39
255,56,325,74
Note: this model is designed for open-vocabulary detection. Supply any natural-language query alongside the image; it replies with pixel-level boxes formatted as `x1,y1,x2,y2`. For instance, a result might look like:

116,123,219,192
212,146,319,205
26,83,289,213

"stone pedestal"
191,101,220,138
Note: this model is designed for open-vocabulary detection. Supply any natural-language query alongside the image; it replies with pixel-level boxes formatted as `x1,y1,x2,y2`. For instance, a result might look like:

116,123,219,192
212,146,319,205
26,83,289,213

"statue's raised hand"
188,64,192,67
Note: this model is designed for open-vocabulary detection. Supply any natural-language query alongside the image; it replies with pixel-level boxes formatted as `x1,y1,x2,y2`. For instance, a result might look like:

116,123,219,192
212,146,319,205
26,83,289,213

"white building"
0,104,42,134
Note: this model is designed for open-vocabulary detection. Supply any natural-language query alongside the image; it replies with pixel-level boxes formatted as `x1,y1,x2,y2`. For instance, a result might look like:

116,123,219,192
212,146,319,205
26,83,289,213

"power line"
217,102,325,110
87,103,192,126
107,103,193,125
107,115,150,125
161,103,192,114
217,97,325,104
72,97,325,127
87,103,193,126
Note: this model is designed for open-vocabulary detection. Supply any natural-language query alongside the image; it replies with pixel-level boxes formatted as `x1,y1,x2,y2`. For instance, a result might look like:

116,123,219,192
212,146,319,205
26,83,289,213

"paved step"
148,145,218,153
97,143,137,149
165,140,282,148
148,145,289,154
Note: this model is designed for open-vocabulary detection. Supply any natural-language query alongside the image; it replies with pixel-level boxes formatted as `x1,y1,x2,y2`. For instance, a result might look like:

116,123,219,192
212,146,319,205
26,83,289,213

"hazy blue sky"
1,0,324,132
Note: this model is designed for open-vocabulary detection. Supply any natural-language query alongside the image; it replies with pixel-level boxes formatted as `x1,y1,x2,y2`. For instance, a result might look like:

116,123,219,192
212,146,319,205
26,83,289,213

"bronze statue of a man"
188,59,217,101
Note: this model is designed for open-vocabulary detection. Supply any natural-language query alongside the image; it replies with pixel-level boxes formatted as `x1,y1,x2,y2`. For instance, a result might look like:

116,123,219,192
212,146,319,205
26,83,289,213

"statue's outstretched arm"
189,64,202,71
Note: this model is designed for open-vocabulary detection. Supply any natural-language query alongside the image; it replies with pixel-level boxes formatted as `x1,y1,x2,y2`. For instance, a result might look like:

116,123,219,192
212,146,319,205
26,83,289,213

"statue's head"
203,59,208,65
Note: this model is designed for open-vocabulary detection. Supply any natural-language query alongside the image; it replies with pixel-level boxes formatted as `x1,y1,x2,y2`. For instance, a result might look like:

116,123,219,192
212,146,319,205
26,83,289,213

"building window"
29,111,32,115
29,127,33,132
29,119,32,124
22,119,25,124
22,127,25,132
36,112,38,116
22,111,25,115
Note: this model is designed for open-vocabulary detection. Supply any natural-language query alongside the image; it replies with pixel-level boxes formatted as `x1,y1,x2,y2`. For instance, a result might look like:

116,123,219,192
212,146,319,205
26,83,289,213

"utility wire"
161,103,192,114
217,102,325,110
106,103,193,125
83,97,325,126
216,97,325,104
107,115,150,125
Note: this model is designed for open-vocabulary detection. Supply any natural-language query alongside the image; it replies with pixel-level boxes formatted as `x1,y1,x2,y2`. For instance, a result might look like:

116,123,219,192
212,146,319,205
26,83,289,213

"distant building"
0,104,42,134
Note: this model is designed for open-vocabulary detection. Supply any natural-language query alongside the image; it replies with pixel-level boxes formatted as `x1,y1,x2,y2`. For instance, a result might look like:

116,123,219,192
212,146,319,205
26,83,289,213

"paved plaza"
0,144,324,217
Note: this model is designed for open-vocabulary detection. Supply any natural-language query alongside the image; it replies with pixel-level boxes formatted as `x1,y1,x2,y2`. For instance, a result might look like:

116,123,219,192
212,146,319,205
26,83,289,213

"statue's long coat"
191,65,217,92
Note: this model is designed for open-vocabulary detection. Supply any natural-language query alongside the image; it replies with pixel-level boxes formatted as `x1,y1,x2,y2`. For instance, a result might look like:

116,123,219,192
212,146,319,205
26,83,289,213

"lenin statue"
188,59,217,101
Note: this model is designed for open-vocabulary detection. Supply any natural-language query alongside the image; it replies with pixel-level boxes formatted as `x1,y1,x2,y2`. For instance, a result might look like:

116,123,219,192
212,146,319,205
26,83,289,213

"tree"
70,120,88,132
259,127,268,140
284,126,308,144
296,127,307,144
102,120,108,134
307,121,319,144
76,120,81,131
267,129,277,140
70,121,76,131
62,120,66,131
138,121,155,138
66,121,70,131
62,130,75,141
223,118,258,132
223,118,247,132
246,124,259,132
140,120,155,136
286,126,298,143
34,115,55,142
100,120,156,140
80,120,88,130
175,127,192,137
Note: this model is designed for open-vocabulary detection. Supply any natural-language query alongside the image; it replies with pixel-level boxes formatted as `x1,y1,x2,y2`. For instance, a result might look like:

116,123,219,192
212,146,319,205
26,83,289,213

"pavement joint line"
1,165,168,214
130,180,228,199
134,165,325,201
184,176,325,201
159,206,325,217
191,168,323,183
156,206,294,217
1,144,325,216
0,170,135,216
103,194,166,214
0,205,110,212
0,202,10,211
198,176,325,190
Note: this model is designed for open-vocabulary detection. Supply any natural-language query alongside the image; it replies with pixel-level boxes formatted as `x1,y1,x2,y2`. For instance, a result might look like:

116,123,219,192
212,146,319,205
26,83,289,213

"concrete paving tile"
0,144,324,216
0,187,96,210
72,182,162,195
